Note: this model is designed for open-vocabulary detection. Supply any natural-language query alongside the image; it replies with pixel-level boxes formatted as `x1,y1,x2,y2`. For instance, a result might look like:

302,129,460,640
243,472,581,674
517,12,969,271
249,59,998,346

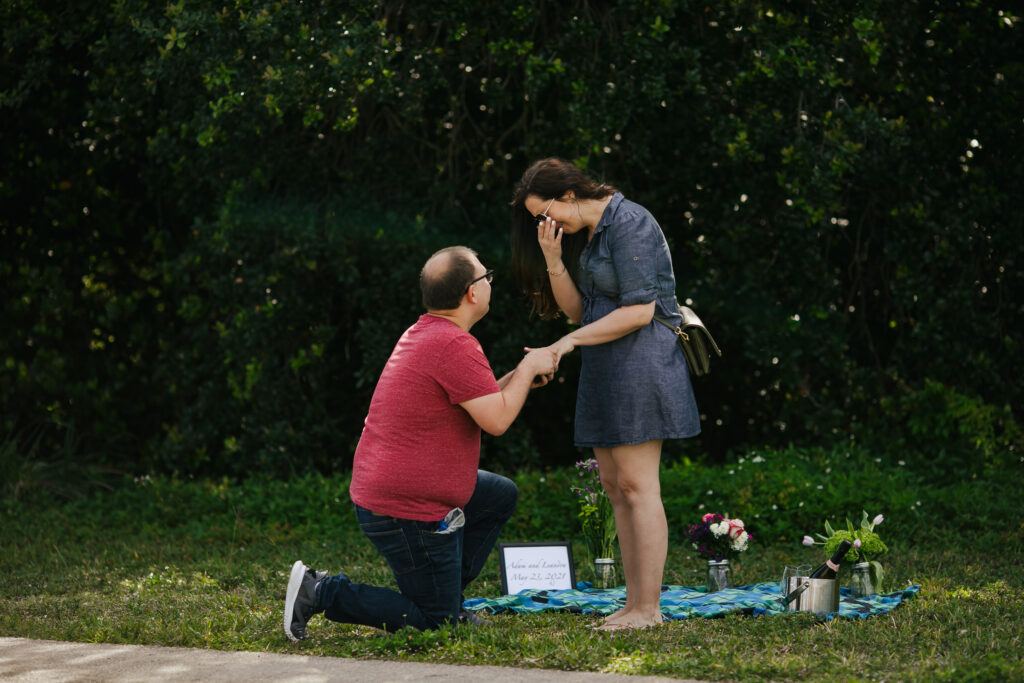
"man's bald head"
420,246,479,311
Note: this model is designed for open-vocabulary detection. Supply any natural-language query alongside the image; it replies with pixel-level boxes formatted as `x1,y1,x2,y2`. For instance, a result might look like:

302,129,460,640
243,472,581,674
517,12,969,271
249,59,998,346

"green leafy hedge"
2,1,1021,476
152,197,581,476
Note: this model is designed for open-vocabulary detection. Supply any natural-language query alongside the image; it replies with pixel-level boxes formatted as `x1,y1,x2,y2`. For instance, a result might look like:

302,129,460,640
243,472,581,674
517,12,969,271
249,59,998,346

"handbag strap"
652,315,689,342
607,295,698,344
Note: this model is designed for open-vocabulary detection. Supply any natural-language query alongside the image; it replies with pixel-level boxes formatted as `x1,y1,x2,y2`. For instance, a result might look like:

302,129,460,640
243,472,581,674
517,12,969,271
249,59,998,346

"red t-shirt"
349,314,501,521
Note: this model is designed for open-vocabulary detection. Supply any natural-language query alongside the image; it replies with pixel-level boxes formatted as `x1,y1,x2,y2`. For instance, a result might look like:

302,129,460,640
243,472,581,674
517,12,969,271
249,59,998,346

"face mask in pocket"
437,507,465,534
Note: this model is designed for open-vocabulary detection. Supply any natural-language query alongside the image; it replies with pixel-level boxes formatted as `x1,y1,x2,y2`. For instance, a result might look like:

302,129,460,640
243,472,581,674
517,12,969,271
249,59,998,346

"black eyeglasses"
467,269,494,290
532,197,555,225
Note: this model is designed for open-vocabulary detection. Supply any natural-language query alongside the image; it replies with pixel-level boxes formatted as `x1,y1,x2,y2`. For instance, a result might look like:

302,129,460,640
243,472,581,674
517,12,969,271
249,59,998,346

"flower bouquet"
803,510,889,592
686,513,752,561
571,459,617,566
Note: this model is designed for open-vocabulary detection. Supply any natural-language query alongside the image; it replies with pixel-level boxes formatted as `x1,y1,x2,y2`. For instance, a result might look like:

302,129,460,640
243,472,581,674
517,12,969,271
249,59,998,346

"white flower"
710,522,728,537
853,538,862,549
873,514,885,526
802,535,814,546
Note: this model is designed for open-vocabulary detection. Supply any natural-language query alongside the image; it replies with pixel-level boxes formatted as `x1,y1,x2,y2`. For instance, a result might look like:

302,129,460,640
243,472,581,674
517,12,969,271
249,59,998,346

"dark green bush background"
2,1,1021,479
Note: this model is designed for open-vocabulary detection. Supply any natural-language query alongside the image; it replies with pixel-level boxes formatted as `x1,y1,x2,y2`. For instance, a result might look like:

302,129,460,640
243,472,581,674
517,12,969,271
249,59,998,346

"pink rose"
728,519,745,538
702,513,716,522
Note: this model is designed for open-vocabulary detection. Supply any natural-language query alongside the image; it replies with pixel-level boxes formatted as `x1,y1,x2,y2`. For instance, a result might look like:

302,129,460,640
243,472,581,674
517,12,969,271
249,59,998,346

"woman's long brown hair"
510,158,618,319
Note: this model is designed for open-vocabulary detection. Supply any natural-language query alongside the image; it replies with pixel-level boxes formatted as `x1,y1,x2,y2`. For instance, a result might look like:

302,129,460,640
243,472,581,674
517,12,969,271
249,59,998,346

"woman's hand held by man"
524,337,575,366
521,346,559,369
520,346,558,388
550,337,575,363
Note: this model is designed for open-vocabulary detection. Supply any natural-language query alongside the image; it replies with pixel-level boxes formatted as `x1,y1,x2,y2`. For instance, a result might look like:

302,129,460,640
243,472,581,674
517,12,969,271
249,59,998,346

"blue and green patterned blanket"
464,582,920,620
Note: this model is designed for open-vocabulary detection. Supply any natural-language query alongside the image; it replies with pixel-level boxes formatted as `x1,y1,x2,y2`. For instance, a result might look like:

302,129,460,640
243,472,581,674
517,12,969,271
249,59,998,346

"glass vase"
594,558,617,589
707,559,730,592
850,562,876,597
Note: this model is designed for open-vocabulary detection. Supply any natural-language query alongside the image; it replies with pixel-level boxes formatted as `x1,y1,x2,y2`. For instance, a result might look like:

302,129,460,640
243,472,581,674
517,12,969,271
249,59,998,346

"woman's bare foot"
594,621,634,632
598,610,662,631
602,606,632,624
594,616,662,632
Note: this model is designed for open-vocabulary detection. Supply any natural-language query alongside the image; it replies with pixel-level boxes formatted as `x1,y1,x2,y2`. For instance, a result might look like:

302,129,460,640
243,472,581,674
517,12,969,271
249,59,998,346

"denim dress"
573,193,701,448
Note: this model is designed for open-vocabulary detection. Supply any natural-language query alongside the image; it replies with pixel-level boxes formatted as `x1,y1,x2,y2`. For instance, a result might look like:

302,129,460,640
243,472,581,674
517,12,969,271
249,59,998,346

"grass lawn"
1,455,1022,682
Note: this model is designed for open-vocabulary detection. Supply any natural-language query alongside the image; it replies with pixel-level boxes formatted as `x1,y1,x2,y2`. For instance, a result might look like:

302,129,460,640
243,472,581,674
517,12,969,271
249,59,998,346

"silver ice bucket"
783,577,839,616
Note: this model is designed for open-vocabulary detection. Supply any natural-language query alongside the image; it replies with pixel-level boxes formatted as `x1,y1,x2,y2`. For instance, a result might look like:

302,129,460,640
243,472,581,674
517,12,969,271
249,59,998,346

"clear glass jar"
707,559,730,592
594,558,617,589
850,561,876,597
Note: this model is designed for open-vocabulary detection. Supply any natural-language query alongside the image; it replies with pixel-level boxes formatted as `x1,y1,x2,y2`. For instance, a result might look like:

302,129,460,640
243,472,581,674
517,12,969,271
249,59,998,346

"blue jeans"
316,470,518,631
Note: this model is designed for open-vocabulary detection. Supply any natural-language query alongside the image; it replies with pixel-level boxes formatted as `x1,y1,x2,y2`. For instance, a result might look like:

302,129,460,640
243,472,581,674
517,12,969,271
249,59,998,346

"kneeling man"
285,246,557,637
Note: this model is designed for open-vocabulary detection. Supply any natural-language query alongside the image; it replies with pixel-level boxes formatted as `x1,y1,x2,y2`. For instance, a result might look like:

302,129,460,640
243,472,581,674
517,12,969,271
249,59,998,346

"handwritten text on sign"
501,545,573,594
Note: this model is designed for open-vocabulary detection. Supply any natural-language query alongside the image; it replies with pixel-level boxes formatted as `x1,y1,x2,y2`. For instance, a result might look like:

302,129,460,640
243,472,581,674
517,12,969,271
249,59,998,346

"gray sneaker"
458,608,493,627
284,560,325,641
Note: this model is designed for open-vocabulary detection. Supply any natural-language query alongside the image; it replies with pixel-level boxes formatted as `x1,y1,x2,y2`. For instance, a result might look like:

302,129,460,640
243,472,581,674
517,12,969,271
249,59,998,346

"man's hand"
530,371,555,388
462,347,558,435
520,346,558,378
525,336,575,366
519,346,559,389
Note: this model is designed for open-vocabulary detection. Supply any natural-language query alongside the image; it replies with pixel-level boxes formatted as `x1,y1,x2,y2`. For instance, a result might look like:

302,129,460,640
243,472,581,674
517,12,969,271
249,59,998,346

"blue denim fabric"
572,193,701,448
316,470,518,632
577,192,679,312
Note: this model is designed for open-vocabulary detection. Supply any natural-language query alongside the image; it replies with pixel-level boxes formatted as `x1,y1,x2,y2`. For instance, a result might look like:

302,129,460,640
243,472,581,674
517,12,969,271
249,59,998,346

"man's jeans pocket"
362,526,420,575
357,507,456,577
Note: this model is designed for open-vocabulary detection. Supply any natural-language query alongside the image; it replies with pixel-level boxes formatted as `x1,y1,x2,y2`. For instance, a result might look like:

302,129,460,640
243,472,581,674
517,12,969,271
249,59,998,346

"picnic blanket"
464,582,920,621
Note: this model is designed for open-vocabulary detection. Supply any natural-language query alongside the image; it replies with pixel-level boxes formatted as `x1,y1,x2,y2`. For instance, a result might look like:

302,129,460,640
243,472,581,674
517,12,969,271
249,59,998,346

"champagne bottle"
808,539,853,580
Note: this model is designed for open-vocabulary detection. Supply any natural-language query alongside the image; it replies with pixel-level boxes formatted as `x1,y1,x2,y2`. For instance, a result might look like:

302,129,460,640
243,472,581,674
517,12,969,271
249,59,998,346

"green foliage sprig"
571,459,617,566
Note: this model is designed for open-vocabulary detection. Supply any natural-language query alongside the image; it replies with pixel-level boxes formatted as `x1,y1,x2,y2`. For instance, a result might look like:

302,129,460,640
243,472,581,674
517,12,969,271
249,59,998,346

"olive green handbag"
653,305,722,377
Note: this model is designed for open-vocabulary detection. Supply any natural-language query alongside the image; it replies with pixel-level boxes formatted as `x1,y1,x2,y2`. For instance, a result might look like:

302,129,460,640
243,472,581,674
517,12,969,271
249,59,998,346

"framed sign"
498,542,576,595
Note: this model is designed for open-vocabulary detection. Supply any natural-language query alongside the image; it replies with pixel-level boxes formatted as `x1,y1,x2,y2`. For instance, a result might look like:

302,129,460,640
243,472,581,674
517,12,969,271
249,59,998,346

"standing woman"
511,158,700,630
